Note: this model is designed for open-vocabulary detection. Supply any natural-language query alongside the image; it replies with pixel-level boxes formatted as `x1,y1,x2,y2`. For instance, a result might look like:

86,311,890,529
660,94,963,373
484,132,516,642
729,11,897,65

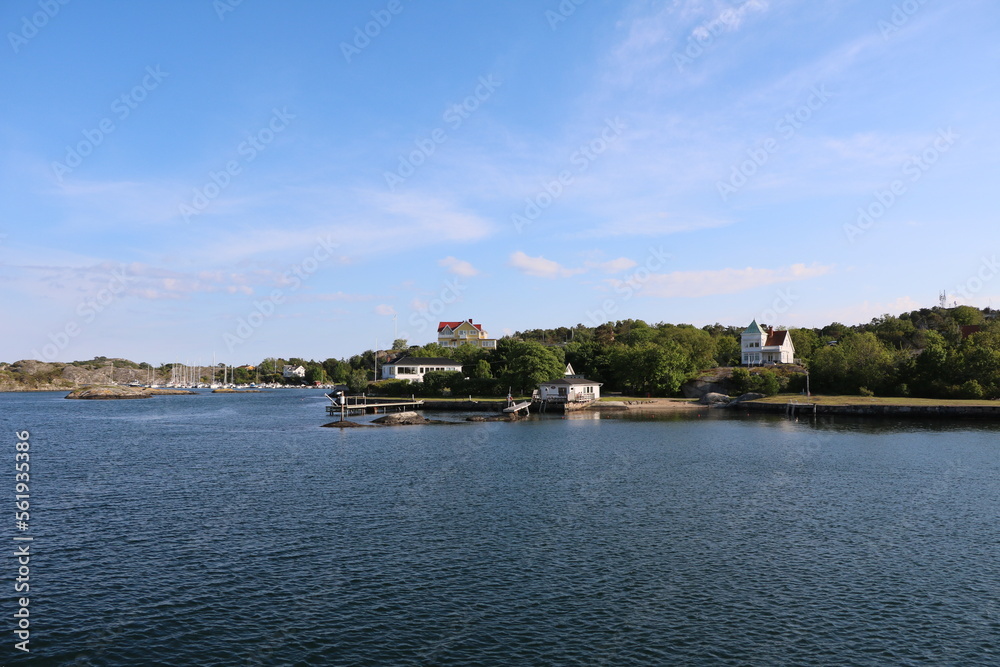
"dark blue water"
1,390,998,665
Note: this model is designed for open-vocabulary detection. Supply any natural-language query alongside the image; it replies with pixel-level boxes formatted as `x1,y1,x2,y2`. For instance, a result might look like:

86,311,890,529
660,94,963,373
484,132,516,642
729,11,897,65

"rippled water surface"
2,390,998,665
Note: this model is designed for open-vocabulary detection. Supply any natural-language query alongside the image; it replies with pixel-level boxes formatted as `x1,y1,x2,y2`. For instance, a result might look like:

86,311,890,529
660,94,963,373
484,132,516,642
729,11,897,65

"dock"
326,394,424,417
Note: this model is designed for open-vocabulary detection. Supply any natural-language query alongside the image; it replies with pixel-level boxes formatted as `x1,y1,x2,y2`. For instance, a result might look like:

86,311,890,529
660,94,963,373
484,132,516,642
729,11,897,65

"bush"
369,379,412,396
729,367,751,395
959,379,985,399
419,371,465,396
759,370,781,396
859,386,875,397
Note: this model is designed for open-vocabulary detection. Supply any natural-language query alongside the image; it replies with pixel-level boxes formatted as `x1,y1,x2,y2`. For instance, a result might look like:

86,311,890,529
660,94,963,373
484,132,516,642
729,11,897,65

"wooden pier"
326,394,424,417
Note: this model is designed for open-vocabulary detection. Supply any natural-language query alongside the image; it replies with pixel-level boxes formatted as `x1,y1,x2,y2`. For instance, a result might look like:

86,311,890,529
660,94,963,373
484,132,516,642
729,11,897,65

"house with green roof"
741,319,795,365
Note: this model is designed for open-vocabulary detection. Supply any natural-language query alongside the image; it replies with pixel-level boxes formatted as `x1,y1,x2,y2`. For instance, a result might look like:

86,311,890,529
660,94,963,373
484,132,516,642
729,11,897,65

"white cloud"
438,256,479,277
588,257,638,273
371,191,495,243
690,0,769,42
375,304,397,316
508,251,585,279
622,262,833,298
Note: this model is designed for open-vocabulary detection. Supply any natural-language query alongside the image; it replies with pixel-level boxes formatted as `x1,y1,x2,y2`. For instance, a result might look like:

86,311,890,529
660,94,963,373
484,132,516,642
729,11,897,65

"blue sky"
2,0,998,365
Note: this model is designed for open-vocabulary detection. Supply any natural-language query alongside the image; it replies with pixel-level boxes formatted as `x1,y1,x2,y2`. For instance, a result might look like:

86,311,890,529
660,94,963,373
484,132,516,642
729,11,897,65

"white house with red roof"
437,319,497,349
741,320,795,365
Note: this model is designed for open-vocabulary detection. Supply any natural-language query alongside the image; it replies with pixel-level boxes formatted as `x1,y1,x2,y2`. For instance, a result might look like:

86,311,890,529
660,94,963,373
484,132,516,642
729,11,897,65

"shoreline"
740,398,1000,419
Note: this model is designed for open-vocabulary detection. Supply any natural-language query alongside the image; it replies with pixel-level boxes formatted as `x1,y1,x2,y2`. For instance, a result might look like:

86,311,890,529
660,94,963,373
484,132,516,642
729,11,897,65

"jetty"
326,393,424,417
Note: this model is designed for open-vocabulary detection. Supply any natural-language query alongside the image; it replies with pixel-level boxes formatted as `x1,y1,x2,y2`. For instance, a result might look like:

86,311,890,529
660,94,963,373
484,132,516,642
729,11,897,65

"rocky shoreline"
741,400,1000,419
65,386,196,400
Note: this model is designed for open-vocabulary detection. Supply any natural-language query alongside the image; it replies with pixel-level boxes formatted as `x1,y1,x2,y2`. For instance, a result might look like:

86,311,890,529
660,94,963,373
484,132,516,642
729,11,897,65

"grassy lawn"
751,394,1000,407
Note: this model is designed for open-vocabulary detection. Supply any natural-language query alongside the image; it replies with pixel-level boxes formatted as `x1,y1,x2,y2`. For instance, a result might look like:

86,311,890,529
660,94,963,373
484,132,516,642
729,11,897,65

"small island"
65,386,196,400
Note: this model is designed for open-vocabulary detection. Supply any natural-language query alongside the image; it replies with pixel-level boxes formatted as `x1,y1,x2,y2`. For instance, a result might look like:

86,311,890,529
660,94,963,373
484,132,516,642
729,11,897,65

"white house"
537,364,602,403
282,365,306,378
380,356,463,383
741,320,795,365
437,320,497,349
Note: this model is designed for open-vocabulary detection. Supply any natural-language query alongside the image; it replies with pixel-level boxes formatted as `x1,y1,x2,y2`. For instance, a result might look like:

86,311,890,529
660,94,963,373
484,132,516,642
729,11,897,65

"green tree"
306,365,327,384
950,305,985,326
729,367,752,394
658,325,717,370
346,369,369,394
843,332,895,394
409,343,451,358
472,359,493,379
494,339,564,394
609,342,691,396
789,328,821,361
714,335,741,366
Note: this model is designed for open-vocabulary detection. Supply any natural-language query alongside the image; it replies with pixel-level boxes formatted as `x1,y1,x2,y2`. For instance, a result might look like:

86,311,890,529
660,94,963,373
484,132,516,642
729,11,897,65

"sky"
2,0,998,365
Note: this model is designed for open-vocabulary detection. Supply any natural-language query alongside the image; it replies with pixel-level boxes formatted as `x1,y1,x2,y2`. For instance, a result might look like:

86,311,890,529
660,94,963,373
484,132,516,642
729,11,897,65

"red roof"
961,325,983,339
438,320,483,332
764,330,788,347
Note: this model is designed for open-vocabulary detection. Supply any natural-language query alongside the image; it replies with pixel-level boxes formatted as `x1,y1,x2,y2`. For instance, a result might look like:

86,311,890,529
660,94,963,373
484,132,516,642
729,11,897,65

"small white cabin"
537,377,602,403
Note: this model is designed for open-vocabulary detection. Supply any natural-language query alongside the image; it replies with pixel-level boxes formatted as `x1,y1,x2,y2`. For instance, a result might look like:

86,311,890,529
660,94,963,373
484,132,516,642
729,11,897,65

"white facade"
537,377,602,402
381,357,463,382
741,320,795,365
282,365,306,378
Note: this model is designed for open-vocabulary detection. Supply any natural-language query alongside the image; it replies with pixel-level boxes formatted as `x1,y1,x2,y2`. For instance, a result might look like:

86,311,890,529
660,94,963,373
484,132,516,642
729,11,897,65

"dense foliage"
14,306,995,400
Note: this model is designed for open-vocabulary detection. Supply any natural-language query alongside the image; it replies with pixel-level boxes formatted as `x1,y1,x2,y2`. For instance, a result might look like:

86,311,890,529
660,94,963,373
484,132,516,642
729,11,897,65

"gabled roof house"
741,320,795,365
438,319,497,349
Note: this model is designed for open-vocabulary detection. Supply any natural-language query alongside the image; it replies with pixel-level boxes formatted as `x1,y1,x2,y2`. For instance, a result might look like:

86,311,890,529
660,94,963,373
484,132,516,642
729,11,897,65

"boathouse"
537,365,602,403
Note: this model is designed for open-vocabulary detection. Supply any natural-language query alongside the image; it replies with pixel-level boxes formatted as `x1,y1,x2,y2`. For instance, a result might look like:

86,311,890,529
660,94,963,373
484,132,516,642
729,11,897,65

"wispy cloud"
438,256,479,277
509,251,586,279
619,262,834,298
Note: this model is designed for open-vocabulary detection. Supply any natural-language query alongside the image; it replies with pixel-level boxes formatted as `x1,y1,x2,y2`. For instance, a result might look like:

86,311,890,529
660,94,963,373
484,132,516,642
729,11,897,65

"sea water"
1,390,997,665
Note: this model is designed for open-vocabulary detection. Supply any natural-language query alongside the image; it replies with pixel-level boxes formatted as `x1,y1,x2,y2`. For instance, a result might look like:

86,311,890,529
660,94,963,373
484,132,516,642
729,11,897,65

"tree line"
145,304,1000,399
